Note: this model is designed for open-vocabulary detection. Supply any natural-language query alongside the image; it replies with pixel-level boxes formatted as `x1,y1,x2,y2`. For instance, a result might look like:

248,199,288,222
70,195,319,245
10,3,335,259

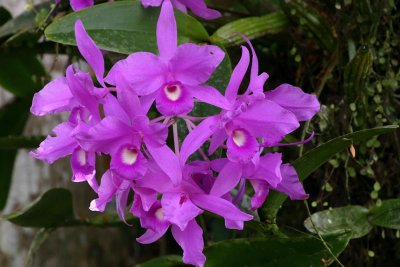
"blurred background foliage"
0,0,399,266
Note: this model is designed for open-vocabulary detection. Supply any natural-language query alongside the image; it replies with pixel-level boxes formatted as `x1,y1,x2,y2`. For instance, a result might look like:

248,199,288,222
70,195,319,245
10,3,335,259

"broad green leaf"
0,48,46,97
304,206,373,238
281,0,336,52
0,7,12,26
261,125,399,224
0,135,44,149
368,199,400,230
0,3,50,39
1,188,75,227
344,45,373,102
45,1,209,55
0,99,31,210
136,255,186,267
211,12,289,47
204,233,351,266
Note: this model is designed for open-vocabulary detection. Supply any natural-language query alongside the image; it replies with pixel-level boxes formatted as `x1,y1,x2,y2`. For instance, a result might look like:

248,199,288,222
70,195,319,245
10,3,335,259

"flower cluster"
33,1,320,266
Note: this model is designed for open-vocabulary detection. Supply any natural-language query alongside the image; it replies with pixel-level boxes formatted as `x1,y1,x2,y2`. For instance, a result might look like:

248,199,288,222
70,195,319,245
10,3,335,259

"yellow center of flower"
232,130,246,147
164,84,182,101
122,147,138,165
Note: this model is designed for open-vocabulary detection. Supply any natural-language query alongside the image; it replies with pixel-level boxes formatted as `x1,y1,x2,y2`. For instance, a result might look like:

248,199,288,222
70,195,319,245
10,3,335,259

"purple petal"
70,0,94,11
180,115,219,164
89,170,119,212
117,52,166,95
241,34,269,94
157,0,177,59
141,0,163,7
275,164,309,200
253,153,282,188
180,0,222,20
249,179,269,210
65,66,101,121
111,144,148,179
210,158,229,172
70,148,96,183
210,161,242,197
146,145,182,185
137,227,169,244
30,122,76,164
225,46,250,103
226,128,259,163
102,94,130,124
155,82,194,116
189,85,231,109
136,161,175,193
116,181,131,224
162,192,203,231
236,99,300,145
77,117,133,154
134,187,158,212
170,43,224,85
265,84,320,121
191,194,253,222
30,77,76,116
74,20,105,87
171,220,206,267
208,128,227,155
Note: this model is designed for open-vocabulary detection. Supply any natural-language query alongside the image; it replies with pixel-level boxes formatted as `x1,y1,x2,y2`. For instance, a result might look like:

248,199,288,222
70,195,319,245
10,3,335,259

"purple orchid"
106,0,228,117
30,20,108,190
131,160,252,267
30,1,321,265
141,0,221,20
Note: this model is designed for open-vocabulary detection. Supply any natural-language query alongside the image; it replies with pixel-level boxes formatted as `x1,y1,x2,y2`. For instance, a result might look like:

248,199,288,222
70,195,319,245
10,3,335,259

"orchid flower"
141,0,221,20
106,0,228,117
30,20,108,190
131,160,252,267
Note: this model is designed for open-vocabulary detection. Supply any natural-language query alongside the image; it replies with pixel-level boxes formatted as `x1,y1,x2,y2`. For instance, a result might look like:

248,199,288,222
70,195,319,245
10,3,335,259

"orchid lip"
77,149,87,165
232,129,246,147
121,146,139,165
155,208,164,221
163,82,182,102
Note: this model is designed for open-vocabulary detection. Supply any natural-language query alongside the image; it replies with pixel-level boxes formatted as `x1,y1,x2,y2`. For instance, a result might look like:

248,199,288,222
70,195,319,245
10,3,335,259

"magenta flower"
131,160,252,267
106,0,228,117
141,0,221,20
30,20,108,190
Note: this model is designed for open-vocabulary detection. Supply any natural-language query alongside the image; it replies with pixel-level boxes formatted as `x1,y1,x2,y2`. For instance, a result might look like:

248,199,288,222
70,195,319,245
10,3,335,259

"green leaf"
0,99,31,210
1,188,75,227
0,7,12,26
136,255,186,267
368,199,400,230
0,3,50,39
204,233,351,266
344,45,373,102
45,1,209,55
211,12,289,47
0,135,44,150
304,206,373,238
261,125,399,224
0,48,46,97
